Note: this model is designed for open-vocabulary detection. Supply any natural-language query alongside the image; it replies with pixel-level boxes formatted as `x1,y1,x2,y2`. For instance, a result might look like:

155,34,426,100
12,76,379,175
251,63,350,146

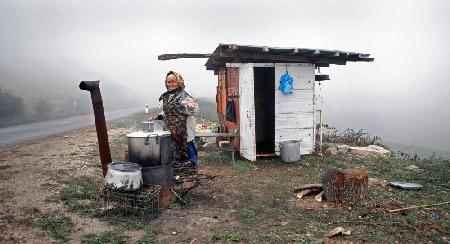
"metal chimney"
79,80,112,176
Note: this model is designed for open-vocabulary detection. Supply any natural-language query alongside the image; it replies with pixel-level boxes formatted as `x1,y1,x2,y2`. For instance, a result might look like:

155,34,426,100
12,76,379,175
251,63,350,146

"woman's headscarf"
165,71,185,89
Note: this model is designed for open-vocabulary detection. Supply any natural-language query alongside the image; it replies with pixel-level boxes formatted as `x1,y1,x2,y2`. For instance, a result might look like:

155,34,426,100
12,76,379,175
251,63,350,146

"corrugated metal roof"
205,43,374,71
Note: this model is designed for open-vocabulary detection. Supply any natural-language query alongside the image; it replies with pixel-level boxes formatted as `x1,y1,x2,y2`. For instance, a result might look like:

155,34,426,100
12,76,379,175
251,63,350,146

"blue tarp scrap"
278,71,294,94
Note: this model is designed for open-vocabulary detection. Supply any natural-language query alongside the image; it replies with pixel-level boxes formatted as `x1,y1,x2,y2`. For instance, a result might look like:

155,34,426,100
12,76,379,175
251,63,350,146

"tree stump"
322,169,368,204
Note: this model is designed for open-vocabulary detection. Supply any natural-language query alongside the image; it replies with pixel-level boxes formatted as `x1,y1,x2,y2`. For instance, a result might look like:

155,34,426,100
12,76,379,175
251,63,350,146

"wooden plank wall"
216,67,240,150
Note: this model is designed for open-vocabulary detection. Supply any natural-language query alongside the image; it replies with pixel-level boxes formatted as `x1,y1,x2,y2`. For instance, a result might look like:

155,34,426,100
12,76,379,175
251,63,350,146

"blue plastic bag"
278,71,294,94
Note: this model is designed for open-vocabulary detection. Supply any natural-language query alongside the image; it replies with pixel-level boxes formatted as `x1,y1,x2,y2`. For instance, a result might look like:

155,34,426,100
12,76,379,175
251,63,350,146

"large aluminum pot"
104,162,142,191
127,131,173,167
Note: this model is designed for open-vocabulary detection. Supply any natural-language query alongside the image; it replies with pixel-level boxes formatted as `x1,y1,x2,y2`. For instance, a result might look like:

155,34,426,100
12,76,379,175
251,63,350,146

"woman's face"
166,74,178,90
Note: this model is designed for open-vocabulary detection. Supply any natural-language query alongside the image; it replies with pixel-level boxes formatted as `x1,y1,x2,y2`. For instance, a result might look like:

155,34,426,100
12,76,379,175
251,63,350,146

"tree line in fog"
0,84,144,127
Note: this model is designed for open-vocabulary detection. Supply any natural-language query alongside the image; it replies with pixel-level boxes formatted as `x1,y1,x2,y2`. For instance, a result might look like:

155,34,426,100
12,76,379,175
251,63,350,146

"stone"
218,141,230,148
324,147,338,155
405,164,419,170
368,177,388,187
348,145,390,158
405,164,425,173
337,145,349,153
202,142,217,148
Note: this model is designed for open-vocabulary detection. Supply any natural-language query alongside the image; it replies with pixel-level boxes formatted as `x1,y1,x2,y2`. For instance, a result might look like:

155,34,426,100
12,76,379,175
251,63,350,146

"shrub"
0,86,25,117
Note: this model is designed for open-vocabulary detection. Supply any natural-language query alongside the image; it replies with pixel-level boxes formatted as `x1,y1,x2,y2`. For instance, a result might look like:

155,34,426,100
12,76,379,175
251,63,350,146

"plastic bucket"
280,140,301,163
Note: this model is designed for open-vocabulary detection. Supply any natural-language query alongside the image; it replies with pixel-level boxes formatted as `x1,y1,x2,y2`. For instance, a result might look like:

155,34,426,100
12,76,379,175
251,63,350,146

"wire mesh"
103,184,161,220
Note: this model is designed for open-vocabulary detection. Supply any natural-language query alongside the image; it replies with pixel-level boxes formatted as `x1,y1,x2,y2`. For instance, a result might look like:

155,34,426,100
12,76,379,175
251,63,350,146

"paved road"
0,107,142,148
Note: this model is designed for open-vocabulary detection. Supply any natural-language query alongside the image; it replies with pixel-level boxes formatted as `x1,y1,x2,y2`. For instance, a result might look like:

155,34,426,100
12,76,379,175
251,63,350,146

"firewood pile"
172,167,216,203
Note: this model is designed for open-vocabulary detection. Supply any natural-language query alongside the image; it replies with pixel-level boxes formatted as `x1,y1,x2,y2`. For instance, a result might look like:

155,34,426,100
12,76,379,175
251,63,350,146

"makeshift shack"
159,43,374,161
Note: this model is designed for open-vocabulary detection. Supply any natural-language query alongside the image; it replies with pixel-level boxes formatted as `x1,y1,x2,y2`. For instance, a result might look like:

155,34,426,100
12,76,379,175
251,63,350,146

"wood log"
296,189,313,198
293,184,323,192
322,169,368,204
315,191,325,202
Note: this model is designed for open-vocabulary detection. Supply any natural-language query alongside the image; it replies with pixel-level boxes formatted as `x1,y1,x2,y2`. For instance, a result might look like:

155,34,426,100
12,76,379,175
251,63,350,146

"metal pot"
142,121,155,132
104,162,143,191
127,131,173,167
142,120,164,132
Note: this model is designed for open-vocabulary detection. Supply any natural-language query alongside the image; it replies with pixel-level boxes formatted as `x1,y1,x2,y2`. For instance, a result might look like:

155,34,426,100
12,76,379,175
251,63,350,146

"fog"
1,0,449,152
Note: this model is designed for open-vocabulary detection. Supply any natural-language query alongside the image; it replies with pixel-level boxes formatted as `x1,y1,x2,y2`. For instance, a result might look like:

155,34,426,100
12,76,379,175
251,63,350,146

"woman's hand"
148,115,158,121
187,100,197,108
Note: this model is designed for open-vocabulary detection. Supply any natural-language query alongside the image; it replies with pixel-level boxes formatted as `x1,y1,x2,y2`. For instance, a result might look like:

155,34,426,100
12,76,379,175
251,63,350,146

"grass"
60,176,103,215
39,213,73,242
81,232,127,244
194,153,450,242
59,176,156,231
135,230,158,244
200,152,257,172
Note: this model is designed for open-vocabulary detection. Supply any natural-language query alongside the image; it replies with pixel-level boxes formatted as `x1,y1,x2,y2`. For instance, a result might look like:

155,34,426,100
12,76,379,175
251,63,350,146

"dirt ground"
0,120,245,243
0,118,449,243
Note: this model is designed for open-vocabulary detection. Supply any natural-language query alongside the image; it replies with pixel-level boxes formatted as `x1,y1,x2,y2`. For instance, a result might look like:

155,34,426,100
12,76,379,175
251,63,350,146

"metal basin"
104,162,143,191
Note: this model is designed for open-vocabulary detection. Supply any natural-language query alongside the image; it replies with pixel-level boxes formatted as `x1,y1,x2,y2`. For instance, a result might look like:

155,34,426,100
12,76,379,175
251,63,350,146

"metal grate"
103,185,161,220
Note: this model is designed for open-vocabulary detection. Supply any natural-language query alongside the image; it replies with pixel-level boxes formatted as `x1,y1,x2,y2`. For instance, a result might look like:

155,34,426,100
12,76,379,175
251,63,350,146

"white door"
274,63,315,155
239,63,256,161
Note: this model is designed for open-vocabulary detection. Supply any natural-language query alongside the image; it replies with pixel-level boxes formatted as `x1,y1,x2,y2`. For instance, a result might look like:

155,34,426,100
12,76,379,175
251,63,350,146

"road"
0,107,142,148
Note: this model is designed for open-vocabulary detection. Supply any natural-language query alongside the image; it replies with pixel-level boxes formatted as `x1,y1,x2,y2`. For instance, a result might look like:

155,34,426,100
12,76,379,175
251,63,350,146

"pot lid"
108,162,142,172
126,131,171,138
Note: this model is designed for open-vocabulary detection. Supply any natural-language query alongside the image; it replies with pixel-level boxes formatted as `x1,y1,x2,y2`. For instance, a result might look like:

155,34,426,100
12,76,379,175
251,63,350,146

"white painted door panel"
275,128,314,154
274,63,315,155
275,101,314,114
239,64,256,161
275,113,314,130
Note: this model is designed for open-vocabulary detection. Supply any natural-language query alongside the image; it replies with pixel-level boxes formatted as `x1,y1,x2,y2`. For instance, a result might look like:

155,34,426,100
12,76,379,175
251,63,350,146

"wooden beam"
158,53,212,61
218,51,347,65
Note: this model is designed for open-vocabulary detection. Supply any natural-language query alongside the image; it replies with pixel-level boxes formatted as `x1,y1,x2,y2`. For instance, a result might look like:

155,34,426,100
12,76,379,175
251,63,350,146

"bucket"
280,140,301,163
142,121,155,132
142,165,174,206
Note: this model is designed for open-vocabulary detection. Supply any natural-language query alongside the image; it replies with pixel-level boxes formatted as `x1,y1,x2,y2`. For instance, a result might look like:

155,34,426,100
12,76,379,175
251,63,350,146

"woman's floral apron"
162,90,189,164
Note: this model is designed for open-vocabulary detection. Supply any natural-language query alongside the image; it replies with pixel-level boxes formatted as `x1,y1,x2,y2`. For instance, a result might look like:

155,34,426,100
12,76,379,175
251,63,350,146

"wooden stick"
158,53,212,61
171,188,187,205
296,189,313,198
315,191,325,202
388,201,450,213
293,184,323,192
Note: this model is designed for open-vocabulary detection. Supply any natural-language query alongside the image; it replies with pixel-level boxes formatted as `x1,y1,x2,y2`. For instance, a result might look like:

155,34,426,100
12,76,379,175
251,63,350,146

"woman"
151,71,198,168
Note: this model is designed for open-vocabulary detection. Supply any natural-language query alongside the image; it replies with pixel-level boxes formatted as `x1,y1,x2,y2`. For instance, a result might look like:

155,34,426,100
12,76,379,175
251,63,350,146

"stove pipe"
79,80,112,176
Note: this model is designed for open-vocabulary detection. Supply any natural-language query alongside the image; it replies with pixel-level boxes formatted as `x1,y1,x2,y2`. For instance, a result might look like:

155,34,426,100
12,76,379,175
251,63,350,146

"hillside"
385,141,450,159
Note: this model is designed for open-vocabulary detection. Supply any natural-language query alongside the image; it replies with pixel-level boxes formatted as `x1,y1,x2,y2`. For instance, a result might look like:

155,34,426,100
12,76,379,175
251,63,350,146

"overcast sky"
1,0,449,152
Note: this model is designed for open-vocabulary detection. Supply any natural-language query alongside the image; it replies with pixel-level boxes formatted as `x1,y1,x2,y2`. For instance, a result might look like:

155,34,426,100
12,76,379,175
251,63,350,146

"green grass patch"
1,215,14,224
200,152,256,172
59,176,152,230
135,230,158,244
39,213,73,242
81,231,127,244
60,176,103,215
200,152,449,242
